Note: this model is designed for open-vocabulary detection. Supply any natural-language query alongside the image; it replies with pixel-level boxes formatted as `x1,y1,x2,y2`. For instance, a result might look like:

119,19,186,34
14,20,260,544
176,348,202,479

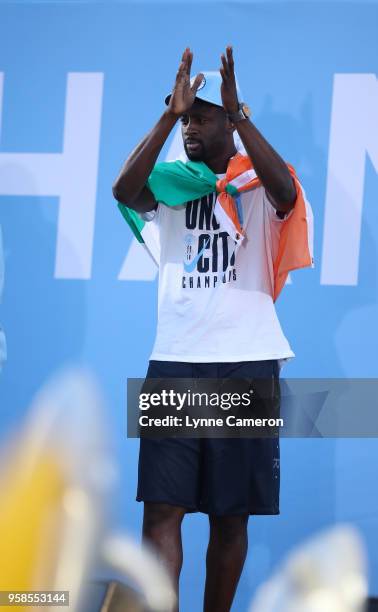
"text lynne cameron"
139,415,284,429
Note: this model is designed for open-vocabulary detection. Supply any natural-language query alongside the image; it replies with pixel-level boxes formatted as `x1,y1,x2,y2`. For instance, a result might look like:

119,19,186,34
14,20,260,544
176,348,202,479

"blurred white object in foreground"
103,536,176,612
249,525,367,612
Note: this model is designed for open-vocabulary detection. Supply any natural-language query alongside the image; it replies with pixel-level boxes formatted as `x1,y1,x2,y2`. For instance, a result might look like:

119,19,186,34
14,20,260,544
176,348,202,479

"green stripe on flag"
147,160,217,205
118,202,145,243
117,160,219,241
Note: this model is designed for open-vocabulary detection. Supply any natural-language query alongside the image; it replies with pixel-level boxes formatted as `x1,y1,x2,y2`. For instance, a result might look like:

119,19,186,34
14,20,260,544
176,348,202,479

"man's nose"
184,118,200,135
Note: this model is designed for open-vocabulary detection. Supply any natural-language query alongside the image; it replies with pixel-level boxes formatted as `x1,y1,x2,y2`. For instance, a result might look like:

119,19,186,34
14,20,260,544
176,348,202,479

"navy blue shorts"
137,360,280,516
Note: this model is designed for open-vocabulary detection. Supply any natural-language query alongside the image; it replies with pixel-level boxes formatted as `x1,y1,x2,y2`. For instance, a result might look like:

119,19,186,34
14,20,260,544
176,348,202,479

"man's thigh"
137,359,280,516
137,359,200,511
198,360,280,516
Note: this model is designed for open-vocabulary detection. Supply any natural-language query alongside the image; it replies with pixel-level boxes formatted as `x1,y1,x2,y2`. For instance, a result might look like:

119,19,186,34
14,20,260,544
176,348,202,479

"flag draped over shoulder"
117,153,313,301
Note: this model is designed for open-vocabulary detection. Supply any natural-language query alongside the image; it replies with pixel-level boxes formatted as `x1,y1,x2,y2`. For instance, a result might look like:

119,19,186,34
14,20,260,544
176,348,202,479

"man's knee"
209,514,249,547
143,502,185,538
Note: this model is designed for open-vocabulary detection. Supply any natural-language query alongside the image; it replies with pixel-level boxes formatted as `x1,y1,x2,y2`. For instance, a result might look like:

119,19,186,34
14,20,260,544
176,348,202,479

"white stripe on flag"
229,169,257,189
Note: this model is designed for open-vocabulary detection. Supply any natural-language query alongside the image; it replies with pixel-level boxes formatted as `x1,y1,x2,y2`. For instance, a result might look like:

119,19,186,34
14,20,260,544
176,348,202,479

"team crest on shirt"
182,194,237,289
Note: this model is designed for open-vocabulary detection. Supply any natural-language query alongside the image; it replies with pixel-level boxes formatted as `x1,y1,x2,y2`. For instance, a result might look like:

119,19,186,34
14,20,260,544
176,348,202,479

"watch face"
242,103,251,118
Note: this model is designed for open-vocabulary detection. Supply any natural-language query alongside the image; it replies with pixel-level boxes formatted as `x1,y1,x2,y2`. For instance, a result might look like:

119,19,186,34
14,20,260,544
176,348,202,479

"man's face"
180,99,229,162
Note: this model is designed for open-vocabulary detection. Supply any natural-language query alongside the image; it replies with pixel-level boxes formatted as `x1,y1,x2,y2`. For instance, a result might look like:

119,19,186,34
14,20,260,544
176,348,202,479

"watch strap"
227,103,250,123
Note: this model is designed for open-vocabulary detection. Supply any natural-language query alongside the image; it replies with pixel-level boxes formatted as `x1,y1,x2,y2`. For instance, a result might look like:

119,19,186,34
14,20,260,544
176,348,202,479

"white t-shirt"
145,182,295,363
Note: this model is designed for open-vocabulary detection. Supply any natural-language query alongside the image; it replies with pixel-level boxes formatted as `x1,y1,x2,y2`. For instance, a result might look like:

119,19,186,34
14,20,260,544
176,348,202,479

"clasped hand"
167,46,239,117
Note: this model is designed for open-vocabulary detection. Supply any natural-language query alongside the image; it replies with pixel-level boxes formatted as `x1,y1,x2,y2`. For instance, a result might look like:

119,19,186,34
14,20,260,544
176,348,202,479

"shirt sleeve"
139,202,161,224
263,179,314,301
137,204,162,266
263,188,295,224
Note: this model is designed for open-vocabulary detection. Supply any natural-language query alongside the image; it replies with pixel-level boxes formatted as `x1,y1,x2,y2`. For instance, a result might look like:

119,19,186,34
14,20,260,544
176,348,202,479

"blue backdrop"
0,1,377,610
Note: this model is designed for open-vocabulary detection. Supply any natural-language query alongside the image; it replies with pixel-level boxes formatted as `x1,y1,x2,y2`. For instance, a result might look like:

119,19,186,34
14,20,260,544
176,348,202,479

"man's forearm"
235,119,296,211
112,109,178,204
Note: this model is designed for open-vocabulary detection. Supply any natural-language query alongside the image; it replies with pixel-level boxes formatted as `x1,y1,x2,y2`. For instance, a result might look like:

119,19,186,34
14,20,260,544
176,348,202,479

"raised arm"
112,48,204,212
219,46,297,214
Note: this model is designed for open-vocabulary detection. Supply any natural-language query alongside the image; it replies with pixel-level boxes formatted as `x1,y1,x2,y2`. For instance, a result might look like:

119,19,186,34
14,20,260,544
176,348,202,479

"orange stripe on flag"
216,154,312,301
